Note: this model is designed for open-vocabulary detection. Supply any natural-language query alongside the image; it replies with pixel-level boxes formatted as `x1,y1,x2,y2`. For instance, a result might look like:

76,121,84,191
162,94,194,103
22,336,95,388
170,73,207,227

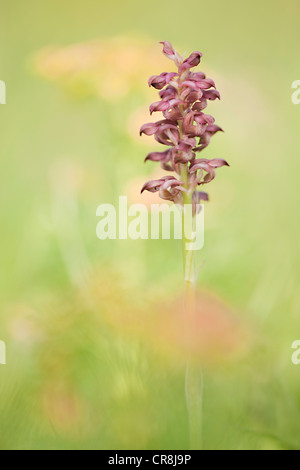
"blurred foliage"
0,0,300,450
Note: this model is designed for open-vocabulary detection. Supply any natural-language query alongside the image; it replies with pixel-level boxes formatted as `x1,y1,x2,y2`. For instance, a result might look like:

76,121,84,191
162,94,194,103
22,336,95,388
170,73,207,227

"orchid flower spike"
140,42,229,207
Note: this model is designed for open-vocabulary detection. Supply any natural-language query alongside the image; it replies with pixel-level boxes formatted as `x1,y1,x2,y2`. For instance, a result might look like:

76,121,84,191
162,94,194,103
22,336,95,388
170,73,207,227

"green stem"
180,165,203,450
185,362,204,450
181,165,196,325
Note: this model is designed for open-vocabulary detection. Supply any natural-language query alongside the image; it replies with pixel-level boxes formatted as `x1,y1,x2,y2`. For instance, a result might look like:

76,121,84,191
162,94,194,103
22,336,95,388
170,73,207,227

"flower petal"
144,149,172,163
139,122,159,136
160,41,176,61
208,158,230,168
203,89,221,100
149,100,171,115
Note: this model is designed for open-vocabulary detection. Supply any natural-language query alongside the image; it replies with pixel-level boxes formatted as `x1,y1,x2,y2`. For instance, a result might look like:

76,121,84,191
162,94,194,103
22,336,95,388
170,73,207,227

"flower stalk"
140,41,229,449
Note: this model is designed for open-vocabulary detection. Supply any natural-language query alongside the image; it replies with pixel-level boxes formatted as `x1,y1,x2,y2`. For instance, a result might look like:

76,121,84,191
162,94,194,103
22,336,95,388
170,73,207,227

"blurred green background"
0,0,300,450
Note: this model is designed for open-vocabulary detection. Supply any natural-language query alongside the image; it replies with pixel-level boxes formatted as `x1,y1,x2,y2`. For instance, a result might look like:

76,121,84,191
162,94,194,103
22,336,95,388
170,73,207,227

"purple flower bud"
192,100,208,112
190,161,216,184
141,176,175,194
179,51,203,72
173,151,195,165
180,136,197,148
141,176,186,203
172,139,196,166
189,160,213,173
206,124,224,134
183,73,216,90
159,86,177,100
181,80,200,90
183,112,207,137
149,100,172,115
185,51,203,67
194,113,215,126
159,180,186,202
203,89,221,100
189,158,229,185
193,72,206,80
162,107,183,121
155,123,180,146
145,149,173,171
197,78,216,90
208,158,230,168
140,122,159,136
160,41,176,61
145,149,172,164
181,88,203,103
190,158,229,170
140,119,175,136
148,72,178,90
